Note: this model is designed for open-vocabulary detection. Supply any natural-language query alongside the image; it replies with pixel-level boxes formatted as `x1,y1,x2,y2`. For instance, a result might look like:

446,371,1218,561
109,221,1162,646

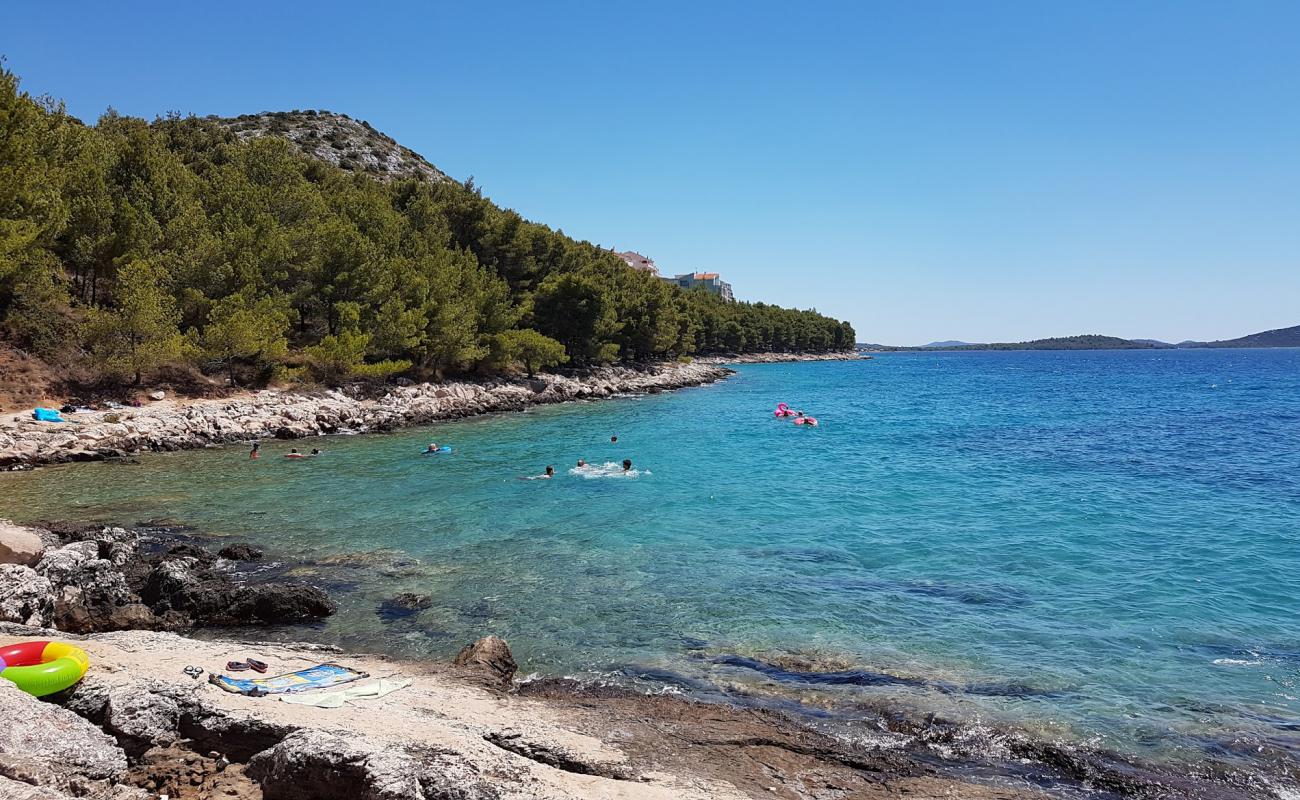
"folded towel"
278,678,412,708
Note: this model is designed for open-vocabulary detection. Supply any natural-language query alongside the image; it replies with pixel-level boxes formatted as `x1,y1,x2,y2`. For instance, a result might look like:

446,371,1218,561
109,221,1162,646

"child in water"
249,442,260,460
521,466,555,480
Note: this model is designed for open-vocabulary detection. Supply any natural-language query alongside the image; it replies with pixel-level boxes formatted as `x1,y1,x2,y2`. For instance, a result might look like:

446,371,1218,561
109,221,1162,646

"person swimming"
425,442,440,453
285,448,305,459
521,466,555,480
249,442,260,460
622,459,632,472
610,435,618,444
309,448,321,456
576,459,588,468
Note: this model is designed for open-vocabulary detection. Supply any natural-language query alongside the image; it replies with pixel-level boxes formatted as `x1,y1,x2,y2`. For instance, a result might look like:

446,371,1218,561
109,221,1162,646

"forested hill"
878,335,1158,351
0,65,854,392
1181,324,1300,349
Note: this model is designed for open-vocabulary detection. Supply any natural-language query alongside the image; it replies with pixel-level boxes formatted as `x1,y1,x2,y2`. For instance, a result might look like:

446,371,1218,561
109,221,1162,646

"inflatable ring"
0,641,90,697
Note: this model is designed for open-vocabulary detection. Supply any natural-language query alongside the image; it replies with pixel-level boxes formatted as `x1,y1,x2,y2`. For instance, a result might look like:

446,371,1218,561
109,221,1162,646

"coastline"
0,361,735,470
0,622,1059,800
0,519,1278,800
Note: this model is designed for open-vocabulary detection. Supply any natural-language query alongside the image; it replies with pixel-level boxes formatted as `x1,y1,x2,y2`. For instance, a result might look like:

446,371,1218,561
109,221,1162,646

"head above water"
610,435,618,443
545,465,555,476
622,459,632,471
577,459,587,467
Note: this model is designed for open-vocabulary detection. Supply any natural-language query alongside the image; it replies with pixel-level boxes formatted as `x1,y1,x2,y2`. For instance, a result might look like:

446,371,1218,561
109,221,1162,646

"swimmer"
285,448,304,459
576,459,588,468
249,442,260,460
521,466,555,480
622,459,633,472
309,448,321,456
425,442,440,453
610,435,618,444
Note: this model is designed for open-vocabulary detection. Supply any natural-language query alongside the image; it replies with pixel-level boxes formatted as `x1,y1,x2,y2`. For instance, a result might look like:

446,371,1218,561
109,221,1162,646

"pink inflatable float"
794,416,818,427
774,403,798,417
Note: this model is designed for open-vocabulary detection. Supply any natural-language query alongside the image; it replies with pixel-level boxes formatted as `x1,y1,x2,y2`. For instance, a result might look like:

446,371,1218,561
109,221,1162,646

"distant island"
860,324,1300,352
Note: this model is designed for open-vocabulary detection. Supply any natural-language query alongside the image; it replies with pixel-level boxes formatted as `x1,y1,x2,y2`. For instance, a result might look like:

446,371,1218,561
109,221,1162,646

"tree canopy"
0,64,856,387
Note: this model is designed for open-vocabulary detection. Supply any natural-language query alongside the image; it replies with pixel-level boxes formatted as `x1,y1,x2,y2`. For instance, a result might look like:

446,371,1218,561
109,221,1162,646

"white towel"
279,678,412,708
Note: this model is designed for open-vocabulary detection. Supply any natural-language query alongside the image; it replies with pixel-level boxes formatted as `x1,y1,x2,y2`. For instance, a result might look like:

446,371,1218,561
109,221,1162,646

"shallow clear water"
4,350,1299,779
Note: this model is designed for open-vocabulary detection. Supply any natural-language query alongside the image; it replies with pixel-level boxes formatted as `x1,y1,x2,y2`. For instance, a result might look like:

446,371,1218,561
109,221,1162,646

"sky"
4,1,1299,345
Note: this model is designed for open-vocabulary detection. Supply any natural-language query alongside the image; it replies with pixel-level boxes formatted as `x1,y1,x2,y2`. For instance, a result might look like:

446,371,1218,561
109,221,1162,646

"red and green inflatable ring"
0,641,91,696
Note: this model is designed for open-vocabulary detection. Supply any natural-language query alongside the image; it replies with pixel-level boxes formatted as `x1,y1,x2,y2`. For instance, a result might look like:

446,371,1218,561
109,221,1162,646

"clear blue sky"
5,1,1298,344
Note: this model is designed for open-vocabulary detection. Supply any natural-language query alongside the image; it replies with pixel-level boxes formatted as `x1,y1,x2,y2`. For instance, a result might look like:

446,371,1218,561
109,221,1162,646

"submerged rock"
377,592,433,620
454,635,517,689
218,543,264,561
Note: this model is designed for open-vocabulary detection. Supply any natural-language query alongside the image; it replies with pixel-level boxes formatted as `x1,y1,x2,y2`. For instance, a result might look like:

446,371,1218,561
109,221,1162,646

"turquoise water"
4,350,1299,784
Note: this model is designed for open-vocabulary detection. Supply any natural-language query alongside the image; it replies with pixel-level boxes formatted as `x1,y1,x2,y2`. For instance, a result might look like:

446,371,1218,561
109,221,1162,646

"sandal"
226,661,250,671
246,658,269,673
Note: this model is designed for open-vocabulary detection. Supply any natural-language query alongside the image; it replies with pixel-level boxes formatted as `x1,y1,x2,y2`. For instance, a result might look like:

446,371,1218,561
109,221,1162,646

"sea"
4,349,1298,795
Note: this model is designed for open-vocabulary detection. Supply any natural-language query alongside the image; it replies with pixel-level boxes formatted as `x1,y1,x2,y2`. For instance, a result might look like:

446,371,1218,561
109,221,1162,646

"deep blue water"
4,349,1299,784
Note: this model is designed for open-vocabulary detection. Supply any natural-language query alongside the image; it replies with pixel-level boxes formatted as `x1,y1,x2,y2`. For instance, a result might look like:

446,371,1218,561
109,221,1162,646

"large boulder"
0,564,53,626
226,584,336,624
0,682,129,793
453,636,517,689
246,729,500,800
0,520,44,566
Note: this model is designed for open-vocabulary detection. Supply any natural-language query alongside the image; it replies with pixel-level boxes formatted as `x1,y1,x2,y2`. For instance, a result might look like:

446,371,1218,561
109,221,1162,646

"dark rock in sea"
218,543,264,561
377,592,432,620
226,584,336,624
164,542,219,566
454,635,517,689
140,554,334,626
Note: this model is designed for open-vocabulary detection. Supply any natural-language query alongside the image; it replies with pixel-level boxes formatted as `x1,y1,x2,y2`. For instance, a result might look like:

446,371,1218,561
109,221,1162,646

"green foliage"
305,329,370,383
491,328,567,376
84,260,182,383
0,61,855,389
197,292,291,384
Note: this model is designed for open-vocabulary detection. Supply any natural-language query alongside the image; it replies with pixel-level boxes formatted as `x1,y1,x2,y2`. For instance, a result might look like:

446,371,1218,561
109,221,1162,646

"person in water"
285,448,304,459
576,459,588,468
521,466,555,480
610,435,618,444
249,442,260,460
425,442,440,453
622,459,633,472
309,448,321,456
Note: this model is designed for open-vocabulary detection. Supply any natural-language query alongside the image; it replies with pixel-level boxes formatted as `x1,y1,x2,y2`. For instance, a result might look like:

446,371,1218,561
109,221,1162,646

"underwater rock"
218,543,264,561
377,592,433,620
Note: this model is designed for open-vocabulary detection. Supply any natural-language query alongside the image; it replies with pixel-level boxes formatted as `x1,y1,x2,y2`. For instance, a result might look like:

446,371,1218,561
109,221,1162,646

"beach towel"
32,407,64,423
207,663,368,696
278,678,411,708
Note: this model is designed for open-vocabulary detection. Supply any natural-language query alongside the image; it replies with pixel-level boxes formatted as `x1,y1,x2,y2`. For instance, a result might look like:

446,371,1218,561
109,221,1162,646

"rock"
0,682,128,785
453,636,517,689
0,564,53,626
102,682,182,755
246,729,500,800
0,520,45,565
225,584,336,624
35,541,100,585
139,557,229,622
217,543,264,561
148,390,165,401
377,592,432,620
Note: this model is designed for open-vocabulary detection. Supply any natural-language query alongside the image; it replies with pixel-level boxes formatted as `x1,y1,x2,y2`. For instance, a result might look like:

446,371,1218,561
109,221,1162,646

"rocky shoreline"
0,361,734,469
0,519,1283,800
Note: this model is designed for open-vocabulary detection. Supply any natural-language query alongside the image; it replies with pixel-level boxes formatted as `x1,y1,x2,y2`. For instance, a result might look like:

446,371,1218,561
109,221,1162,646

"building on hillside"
615,250,659,275
666,272,734,302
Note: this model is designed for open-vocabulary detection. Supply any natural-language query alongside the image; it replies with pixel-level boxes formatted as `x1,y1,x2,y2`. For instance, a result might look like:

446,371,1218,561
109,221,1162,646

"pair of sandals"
225,658,269,673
